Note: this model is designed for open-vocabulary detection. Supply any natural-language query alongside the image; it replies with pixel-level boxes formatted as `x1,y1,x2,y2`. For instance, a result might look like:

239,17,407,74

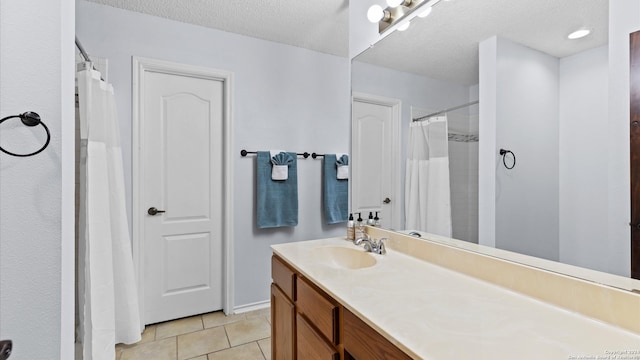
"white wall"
478,38,498,248
0,1,75,359
351,61,471,229
76,1,350,308
480,37,560,261
559,45,610,272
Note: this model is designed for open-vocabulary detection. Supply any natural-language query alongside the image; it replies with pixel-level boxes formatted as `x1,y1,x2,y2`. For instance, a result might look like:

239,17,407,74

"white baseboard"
233,299,270,314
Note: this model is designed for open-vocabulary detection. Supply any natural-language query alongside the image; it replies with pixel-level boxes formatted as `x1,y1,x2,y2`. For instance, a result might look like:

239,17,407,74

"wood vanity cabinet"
271,256,296,360
343,309,412,360
271,254,413,360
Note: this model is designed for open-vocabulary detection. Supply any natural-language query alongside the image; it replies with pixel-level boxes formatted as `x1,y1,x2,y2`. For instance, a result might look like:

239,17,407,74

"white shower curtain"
77,65,142,360
405,116,452,236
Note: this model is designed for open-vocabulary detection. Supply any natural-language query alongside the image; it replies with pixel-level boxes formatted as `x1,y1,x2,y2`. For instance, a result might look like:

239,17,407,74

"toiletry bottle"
347,213,355,241
374,211,381,227
355,213,364,239
367,212,375,226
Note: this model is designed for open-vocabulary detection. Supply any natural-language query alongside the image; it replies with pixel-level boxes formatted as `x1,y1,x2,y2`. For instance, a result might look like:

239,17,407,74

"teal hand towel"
257,151,298,228
323,154,348,224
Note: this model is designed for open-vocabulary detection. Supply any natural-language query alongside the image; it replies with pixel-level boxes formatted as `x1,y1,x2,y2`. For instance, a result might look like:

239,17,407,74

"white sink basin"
311,246,377,269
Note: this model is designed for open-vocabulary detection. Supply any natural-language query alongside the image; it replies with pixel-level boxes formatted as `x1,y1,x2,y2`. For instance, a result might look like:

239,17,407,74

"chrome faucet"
353,233,370,246
354,236,388,255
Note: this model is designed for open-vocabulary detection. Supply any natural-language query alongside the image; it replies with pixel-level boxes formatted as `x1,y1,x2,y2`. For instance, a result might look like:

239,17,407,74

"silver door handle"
148,207,166,216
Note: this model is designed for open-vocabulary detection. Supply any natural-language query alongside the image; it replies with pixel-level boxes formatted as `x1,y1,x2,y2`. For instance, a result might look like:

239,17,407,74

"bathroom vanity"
271,228,640,359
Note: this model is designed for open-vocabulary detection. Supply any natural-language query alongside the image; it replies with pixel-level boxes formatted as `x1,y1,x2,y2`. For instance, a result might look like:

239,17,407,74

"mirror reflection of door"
630,30,640,280
351,93,400,229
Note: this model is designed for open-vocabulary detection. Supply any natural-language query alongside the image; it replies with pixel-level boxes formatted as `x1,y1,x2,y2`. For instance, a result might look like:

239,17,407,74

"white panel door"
142,70,224,324
352,95,400,229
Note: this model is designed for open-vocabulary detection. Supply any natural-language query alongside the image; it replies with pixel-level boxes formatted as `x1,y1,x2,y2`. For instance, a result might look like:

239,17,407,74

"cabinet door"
296,313,339,360
272,283,295,360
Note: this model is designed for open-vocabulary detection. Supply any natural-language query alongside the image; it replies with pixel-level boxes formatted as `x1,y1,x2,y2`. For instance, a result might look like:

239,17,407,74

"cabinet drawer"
344,309,412,360
297,313,339,360
296,276,339,345
272,255,296,301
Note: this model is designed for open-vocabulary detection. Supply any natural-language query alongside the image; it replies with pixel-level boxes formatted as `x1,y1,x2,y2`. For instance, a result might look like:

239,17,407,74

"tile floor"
115,307,271,360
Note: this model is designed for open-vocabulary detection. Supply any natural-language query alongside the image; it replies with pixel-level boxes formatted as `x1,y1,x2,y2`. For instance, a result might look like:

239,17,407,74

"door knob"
0,340,12,360
383,197,391,204
148,207,166,216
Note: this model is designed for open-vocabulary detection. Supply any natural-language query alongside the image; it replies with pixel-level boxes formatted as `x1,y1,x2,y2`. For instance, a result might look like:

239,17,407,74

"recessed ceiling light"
568,29,591,40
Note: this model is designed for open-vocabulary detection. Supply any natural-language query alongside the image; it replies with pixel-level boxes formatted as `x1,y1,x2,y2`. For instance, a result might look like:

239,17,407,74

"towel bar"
241,149,310,159
312,153,325,159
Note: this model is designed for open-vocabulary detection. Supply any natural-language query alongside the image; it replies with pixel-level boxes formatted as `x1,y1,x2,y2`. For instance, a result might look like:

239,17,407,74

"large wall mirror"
351,0,640,290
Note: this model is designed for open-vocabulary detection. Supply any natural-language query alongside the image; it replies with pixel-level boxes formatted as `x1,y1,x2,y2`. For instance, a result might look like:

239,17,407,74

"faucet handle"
376,237,388,254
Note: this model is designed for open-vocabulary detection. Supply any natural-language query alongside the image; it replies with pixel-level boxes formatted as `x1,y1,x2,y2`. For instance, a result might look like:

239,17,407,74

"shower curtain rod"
75,36,104,81
412,100,479,122
75,36,92,63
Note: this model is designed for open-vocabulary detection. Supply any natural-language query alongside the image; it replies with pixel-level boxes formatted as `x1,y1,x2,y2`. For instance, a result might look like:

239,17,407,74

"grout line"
175,335,178,360
222,323,232,348
257,340,267,360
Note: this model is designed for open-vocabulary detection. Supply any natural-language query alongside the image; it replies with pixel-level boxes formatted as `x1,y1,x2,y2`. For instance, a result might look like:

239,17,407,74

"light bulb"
397,21,410,31
417,6,432,18
387,0,403,7
367,5,385,23
568,29,590,39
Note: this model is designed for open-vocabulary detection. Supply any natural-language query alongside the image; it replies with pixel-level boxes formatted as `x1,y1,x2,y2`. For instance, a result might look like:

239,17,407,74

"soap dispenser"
347,213,355,241
374,211,381,227
367,212,375,226
355,213,364,239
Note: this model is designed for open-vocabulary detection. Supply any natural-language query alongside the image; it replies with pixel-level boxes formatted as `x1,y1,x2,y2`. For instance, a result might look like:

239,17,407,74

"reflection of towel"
336,154,349,179
271,152,294,180
323,154,348,224
257,151,298,228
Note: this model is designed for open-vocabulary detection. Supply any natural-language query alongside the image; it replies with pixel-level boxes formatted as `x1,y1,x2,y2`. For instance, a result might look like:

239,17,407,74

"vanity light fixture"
568,29,591,40
397,21,411,31
387,0,411,7
367,4,390,23
417,6,433,18
368,0,442,34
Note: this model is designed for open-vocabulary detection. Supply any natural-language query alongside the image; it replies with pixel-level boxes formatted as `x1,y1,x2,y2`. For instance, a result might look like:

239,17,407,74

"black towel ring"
0,112,50,157
499,148,516,170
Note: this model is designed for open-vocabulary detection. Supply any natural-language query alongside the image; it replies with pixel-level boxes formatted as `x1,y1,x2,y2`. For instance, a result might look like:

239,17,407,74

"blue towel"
323,154,349,224
257,151,298,228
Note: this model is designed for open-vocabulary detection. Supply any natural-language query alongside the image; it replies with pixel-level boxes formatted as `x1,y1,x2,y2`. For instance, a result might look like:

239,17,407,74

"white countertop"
272,237,640,360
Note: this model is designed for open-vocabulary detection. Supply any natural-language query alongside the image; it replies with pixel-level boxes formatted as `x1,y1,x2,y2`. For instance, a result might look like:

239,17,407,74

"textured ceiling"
356,0,608,85
83,0,350,57
82,0,608,85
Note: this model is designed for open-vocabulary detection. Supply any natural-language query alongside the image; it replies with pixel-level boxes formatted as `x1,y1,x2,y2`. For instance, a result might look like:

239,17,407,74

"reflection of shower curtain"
405,116,452,236
77,65,142,360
